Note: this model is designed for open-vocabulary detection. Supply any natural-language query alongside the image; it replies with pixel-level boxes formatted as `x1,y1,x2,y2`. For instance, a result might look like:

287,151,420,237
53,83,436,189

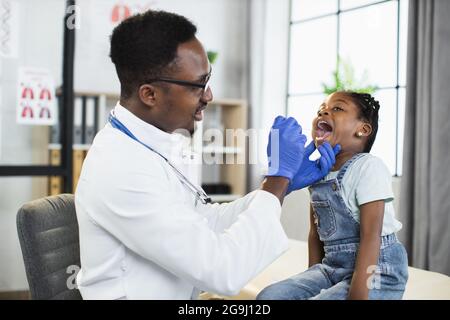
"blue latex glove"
286,141,341,194
266,116,307,182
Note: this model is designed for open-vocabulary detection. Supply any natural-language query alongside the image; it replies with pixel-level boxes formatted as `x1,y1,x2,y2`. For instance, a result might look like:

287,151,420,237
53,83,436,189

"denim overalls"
257,154,409,300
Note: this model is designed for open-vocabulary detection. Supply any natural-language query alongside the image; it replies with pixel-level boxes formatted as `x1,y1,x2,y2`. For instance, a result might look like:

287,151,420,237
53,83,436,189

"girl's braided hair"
340,91,380,152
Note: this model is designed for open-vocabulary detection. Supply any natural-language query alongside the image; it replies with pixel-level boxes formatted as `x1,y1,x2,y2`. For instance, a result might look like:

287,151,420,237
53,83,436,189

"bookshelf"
49,94,248,202
48,144,89,195
48,92,118,195
197,99,248,202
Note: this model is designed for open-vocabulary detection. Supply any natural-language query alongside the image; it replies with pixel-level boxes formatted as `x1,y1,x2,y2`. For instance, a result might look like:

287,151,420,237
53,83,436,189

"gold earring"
357,132,363,137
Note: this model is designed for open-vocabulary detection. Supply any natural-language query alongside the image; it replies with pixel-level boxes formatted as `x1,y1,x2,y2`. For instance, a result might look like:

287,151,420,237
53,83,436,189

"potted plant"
207,51,219,64
322,56,378,94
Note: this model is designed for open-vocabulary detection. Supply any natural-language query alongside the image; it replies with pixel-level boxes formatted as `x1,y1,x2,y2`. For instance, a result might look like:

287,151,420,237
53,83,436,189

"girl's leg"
309,279,351,300
256,264,333,300
310,242,409,300
369,242,409,300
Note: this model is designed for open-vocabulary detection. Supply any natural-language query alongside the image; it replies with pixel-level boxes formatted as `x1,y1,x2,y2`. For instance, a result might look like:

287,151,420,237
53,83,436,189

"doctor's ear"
138,84,157,107
356,123,372,138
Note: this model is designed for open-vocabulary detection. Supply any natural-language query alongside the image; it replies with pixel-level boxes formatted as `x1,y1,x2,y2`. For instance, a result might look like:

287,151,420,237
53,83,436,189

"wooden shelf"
48,143,91,151
47,148,87,195
196,98,248,197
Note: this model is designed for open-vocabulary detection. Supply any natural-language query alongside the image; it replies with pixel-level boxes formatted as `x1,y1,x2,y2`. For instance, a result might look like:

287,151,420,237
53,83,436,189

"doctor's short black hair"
110,10,197,98
340,91,380,153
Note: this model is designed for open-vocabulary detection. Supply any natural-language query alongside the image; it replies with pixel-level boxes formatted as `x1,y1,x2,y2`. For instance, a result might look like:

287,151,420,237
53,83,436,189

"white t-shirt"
324,154,402,236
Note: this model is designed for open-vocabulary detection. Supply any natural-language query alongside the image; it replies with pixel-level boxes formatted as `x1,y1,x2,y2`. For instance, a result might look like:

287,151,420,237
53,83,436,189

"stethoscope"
108,111,211,204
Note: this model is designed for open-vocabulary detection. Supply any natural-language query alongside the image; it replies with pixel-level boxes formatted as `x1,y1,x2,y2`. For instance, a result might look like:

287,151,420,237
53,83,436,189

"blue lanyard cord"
108,112,211,204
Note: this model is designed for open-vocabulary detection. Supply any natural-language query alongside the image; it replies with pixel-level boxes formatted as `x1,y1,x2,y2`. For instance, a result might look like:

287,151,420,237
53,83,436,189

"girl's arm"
348,200,385,300
308,204,324,267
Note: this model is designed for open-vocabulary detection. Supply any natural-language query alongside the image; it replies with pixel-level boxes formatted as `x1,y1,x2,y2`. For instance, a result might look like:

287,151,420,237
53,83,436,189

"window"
287,0,408,175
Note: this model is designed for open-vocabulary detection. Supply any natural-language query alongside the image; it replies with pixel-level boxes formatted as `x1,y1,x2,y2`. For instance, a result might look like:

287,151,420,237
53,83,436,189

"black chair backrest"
17,194,82,300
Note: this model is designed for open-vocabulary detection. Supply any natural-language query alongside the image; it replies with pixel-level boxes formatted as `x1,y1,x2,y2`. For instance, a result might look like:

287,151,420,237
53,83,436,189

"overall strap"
336,153,367,184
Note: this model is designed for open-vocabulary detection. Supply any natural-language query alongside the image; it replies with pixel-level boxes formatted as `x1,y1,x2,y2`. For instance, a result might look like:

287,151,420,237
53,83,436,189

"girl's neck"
331,148,364,171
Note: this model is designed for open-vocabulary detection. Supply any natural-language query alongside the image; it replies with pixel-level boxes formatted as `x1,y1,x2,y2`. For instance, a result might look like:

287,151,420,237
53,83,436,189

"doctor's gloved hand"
266,116,307,182
286,141,341,194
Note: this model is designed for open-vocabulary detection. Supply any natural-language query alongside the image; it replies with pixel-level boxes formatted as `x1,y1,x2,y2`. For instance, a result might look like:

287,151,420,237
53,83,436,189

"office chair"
16,194,82,300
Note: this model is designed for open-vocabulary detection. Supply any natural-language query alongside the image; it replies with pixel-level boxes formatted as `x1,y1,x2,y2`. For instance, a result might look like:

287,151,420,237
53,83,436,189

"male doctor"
75,9,340,299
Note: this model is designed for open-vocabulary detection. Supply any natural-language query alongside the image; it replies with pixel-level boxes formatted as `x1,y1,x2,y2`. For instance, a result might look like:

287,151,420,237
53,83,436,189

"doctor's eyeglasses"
145,67,212,95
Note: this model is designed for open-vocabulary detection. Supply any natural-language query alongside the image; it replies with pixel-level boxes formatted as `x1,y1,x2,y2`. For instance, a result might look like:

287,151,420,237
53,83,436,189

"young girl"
257,91,408,300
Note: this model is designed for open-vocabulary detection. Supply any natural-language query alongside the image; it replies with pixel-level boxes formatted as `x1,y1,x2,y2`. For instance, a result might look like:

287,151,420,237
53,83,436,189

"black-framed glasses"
146,67,212,94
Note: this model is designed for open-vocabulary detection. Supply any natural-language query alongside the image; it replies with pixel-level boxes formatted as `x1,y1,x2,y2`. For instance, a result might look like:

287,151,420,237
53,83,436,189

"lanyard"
108,111,211,204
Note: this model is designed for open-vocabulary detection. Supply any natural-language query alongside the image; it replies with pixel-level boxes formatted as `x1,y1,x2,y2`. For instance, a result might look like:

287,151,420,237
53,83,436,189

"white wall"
0,0,248,292
75,0,248,99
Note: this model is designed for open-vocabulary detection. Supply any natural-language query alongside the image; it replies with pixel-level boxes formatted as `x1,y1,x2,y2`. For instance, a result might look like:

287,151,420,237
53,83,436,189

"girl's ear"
356,122,372,138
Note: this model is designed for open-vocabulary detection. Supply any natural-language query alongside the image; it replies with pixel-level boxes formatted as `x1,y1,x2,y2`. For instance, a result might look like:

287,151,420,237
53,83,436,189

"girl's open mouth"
315,120,333,143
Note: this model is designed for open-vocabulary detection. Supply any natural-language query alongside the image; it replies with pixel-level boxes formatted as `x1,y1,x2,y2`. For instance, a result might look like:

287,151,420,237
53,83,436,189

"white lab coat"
75,103,289,300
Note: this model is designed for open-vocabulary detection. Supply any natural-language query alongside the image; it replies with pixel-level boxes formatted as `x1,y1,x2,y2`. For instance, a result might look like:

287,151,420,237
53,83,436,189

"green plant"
322,56,378,95
207,51,219,64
